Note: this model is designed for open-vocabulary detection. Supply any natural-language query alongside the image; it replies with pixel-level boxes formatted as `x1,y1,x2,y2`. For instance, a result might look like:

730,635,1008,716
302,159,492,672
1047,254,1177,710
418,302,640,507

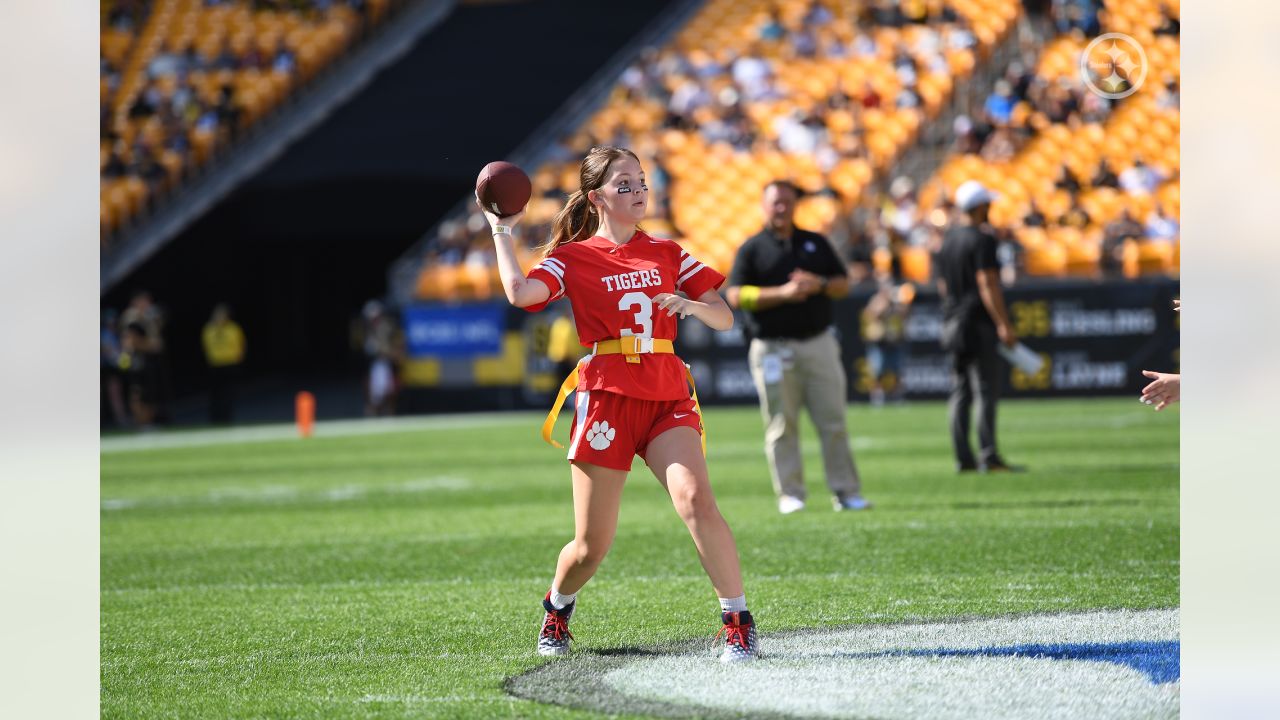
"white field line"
356,694,512,704
100,411,541,454
100,404,1163,454
101,574,559,596
100,476,472,511
102,571,1177,598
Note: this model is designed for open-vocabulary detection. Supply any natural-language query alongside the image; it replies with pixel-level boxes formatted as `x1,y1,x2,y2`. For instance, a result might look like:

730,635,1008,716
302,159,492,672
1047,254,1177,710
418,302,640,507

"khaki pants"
748,330,861,501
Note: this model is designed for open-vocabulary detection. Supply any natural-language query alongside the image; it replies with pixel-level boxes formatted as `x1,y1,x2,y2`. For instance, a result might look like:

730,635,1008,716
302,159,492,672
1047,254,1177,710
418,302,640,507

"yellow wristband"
739,285,761,311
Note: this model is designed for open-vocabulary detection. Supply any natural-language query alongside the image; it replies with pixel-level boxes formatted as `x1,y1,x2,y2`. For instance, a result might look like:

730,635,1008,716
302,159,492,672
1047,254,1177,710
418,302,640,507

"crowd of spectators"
414,0,1176,293
951,55,1113,165
102,0,389,239
419,0,985,292
607,0,976,172
919,0,1179,280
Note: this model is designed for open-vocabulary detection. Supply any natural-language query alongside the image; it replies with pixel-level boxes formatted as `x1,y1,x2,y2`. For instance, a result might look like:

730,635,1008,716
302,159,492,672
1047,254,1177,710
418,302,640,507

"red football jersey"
524,230,724,401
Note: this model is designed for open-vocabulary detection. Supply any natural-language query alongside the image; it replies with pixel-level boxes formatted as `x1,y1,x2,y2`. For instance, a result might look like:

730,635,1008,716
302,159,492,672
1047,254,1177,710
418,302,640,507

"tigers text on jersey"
524,230,724,401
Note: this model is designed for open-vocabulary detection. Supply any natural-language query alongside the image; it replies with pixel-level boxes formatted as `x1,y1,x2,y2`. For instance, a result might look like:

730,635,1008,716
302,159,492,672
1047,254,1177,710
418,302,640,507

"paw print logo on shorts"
586,421,616,451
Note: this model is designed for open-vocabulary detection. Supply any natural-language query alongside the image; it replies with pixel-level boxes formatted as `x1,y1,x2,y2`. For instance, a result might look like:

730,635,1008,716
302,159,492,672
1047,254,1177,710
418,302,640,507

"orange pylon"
295,391,315,438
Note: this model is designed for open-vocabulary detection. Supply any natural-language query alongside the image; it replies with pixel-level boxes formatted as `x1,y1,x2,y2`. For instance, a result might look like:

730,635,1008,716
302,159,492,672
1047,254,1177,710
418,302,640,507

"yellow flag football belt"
593,336,674,362
540,337,706,456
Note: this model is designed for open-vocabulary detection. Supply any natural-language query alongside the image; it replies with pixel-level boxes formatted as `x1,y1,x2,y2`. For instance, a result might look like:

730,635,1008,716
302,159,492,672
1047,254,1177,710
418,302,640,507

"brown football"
475,161,532,219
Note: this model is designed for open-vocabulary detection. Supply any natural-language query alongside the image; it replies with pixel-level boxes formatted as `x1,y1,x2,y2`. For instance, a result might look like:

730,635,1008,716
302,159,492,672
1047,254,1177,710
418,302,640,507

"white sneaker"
777,495,806,514
833,495,872,512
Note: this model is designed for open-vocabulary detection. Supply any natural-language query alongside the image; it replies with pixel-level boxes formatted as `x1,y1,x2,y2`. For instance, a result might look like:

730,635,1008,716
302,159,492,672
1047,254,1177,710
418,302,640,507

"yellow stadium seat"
1016,227,1048,249
872,247,893,275
1064,239,1101,277
899,246,931,283
1024,242,1066,276
1123,239,1175,278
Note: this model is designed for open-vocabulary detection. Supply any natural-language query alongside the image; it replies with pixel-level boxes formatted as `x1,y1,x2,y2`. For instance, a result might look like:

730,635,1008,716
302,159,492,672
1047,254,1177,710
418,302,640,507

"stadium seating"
416,0,1023,300
101,0,394,241
921,0,1179,279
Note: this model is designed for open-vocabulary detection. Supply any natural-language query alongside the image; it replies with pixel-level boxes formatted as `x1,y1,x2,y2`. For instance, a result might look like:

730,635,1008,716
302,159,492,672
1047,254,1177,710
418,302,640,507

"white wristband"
492,225,512,236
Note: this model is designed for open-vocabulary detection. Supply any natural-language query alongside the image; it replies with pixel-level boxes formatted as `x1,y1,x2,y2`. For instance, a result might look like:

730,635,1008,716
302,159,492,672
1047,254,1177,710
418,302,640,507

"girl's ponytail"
537,146,639,258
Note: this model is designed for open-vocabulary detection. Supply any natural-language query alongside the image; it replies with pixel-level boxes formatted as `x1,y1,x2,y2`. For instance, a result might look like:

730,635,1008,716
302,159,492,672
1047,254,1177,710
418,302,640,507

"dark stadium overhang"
100,0,458,296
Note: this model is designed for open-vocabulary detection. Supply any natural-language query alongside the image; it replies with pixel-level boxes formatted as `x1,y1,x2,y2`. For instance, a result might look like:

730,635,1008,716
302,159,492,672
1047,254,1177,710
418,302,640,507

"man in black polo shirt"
936,180,1018,472
726,181,870,514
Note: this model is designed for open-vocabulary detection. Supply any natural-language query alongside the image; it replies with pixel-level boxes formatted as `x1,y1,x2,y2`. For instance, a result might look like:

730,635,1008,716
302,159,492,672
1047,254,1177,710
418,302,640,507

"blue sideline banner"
399,279,1179,410
403,304,504,358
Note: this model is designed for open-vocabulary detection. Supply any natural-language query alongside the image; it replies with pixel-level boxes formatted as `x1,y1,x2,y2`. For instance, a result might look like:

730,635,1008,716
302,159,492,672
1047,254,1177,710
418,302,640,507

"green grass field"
101,398,1179,719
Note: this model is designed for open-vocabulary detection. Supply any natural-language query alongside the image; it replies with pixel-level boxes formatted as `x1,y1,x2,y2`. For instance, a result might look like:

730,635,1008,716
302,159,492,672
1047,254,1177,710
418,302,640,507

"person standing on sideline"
101,308,130,427
121,290,168,422
936,181,1019,472
362,300,400,417
861,279,911,407
201,303,245,424
725,180,871,514
484,146,758,662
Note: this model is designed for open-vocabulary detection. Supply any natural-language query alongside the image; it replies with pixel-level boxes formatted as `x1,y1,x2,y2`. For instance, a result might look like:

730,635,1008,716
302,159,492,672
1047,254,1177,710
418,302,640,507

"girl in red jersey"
479,146,758,663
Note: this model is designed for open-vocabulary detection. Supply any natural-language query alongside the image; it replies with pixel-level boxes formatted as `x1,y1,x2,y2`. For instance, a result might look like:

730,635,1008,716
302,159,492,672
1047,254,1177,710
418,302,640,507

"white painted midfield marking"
595,609,1178,720
100,412,539,454
100,476,472,511
357,694,500,704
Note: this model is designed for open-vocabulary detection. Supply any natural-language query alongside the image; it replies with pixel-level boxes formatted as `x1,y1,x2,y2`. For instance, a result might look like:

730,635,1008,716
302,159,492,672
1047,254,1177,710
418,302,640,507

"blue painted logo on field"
848,639,1179,684
509,608,1182,719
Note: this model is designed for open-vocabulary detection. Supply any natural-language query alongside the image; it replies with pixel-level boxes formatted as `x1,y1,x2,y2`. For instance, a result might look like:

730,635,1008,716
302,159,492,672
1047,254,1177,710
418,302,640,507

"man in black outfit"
936,181,1019,472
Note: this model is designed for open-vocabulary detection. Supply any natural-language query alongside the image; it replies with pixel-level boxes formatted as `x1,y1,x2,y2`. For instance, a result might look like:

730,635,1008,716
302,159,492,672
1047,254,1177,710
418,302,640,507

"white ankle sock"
719,595,747,613
550,587,577,610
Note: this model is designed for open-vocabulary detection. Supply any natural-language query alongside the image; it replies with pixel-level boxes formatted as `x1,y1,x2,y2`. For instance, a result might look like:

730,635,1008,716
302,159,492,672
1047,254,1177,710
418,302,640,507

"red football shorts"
565,389,702,471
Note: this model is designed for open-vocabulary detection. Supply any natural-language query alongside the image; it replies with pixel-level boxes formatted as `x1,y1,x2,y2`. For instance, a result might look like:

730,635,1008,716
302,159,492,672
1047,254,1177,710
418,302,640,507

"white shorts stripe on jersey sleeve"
677,263,705,286
538,258,564,277
538,264,564,283
534,261,565,296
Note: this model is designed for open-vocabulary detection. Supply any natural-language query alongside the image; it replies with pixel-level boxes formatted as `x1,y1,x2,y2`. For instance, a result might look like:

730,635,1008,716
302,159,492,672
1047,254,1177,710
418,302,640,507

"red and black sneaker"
537,592,575,657
717,610,758,663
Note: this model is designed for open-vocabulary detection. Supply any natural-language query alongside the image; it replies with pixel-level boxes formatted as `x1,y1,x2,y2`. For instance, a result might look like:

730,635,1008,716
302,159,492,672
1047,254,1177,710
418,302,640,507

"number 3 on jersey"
617,291,653,337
